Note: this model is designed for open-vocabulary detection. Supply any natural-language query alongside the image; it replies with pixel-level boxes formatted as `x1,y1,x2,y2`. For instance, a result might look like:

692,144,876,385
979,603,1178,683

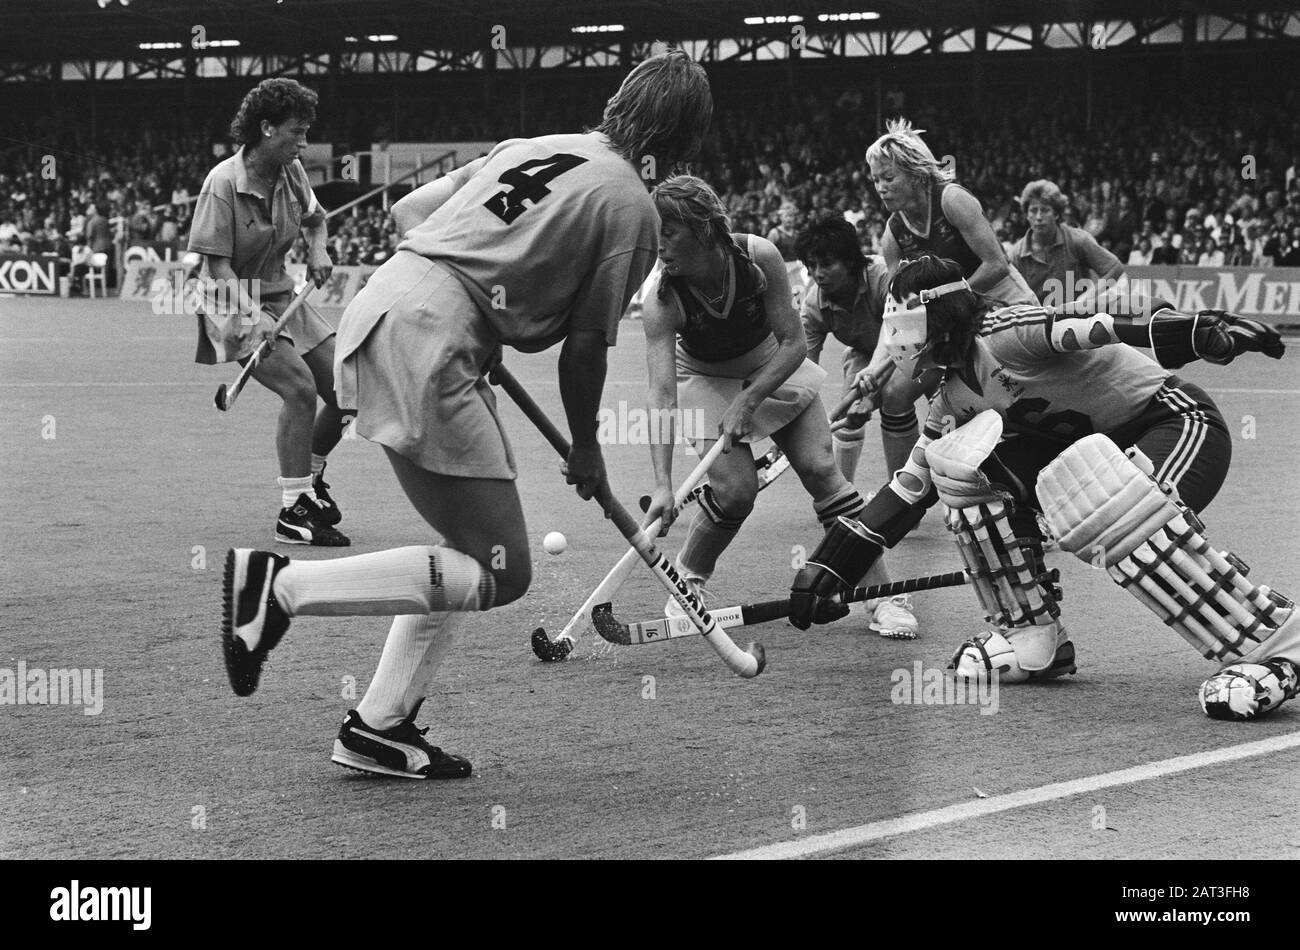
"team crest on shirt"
989,364,1025,399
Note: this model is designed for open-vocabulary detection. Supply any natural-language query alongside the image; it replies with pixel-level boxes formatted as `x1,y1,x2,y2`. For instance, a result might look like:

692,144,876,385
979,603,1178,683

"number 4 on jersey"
483,153,588,224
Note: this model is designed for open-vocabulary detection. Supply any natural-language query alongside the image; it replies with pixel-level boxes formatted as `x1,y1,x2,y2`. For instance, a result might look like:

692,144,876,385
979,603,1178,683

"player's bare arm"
641,275,684,532
204,254,277,349
718,236,806,449
941,186,1010,296
301,219,332,287
881,225,902,283
558,327,610,501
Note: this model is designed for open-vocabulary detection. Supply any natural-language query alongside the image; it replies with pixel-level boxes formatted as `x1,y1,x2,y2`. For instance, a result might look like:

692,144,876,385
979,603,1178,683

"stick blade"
590,603,631,645
214,384,229,411
530,627,573,662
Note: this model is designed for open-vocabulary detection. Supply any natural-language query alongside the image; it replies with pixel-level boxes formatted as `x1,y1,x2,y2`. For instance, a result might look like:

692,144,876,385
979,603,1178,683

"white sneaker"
665,575,707,619
868,594,919,640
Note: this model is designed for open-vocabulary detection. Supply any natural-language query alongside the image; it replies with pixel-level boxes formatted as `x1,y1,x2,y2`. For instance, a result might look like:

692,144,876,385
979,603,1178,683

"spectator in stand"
82,202,114,290
1262,226,1286,266
1197,236,1225,267
127,200,154,245
766,202,806,311
1010,179,1124,308
1152,226,1181,265
1128,237,1154,266
156,210,179,249
1226,237,1250,267
1285,227,1300,267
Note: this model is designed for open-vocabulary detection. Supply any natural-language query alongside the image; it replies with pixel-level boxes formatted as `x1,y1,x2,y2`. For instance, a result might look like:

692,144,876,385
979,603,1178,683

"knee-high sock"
832,428,865,483
880,409,919,484
272,545,495,616
356,612,463,731
814,484,888,598
813,483,866,530
859,555,893,608
676,486,745,581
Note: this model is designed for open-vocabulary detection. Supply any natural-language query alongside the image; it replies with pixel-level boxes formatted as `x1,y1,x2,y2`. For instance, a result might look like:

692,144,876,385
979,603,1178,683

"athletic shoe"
868,593,920,640
276,493,350,546
331,701,472,780
312,463,342,526
221,549,291,696
665,574,708,619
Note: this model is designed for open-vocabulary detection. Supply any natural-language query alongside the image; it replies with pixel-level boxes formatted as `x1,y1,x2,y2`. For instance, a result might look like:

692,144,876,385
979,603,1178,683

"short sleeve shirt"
188,147,324,296
923,304,1167,443
799,256,891,360
1011,224,1121,305
398,132,658,352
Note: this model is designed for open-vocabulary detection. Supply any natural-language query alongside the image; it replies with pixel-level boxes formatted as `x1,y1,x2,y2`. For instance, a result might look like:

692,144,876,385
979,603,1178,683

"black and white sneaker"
312,463,342,526
222,549,292,696
331,700,472,780
276,493,350,546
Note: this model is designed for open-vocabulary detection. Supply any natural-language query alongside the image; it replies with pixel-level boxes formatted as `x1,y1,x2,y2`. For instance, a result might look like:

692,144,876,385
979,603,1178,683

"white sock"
356,612,462,731
272,545,495,617
832,433,864,483
278,474,315,509
859,556,892,610
310,454,327,478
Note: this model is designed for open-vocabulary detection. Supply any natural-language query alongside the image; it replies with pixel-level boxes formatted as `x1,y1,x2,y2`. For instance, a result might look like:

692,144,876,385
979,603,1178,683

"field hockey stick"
530,439,726,661
595,569,971,646
491,365,765,678
532,439,792,662
535,379,884,660
828,361,893,433
214,281,316,411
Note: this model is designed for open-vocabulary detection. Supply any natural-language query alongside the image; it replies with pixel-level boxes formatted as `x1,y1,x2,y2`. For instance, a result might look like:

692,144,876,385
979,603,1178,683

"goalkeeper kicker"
788,254,1297,721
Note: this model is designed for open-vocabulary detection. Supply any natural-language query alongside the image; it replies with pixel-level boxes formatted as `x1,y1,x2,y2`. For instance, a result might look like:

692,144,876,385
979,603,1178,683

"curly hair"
1019,179,1069,217
229,78,318,147
595,48,713,177
866,118,951,188
794,212,866,272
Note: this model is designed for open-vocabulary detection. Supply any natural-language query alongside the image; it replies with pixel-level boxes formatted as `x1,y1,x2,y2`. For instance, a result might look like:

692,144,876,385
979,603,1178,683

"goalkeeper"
787,253,1297,721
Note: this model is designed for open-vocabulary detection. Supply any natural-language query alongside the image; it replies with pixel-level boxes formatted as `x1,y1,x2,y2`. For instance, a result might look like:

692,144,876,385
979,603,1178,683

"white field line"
712,730,1300,860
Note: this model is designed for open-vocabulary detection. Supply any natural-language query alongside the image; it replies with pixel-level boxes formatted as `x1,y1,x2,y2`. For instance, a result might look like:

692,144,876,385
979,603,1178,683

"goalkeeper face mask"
882,278,974,381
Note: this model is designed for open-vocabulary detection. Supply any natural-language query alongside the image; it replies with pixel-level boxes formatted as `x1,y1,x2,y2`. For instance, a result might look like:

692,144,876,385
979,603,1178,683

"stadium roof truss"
1,0,1298,82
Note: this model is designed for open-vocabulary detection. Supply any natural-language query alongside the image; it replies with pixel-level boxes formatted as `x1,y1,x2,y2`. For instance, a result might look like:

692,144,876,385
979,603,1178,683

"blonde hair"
596,48,713,174
865,118,951,187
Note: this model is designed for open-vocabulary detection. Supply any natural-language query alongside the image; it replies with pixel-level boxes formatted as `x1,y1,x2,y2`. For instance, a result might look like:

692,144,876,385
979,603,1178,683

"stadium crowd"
3,80,1300,291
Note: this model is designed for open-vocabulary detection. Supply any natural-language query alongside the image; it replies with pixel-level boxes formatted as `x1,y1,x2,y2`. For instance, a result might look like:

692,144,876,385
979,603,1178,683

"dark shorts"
984,376,1230,516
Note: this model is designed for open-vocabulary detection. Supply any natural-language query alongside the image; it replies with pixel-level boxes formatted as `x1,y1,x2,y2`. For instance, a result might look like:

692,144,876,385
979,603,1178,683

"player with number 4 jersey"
788,253,1297,722
220,50,714,779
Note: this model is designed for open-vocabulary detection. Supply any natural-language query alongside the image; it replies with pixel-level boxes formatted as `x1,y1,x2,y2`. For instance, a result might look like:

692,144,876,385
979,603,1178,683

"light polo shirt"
800,255,891,362
188,147,324,296
398,131,658,352
1011,223,1120,305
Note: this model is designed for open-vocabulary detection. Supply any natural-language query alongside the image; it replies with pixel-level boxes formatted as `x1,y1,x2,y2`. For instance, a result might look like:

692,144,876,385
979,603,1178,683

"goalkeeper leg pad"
950,624,1076,684
1037,434,1293,663
945,500,1063,672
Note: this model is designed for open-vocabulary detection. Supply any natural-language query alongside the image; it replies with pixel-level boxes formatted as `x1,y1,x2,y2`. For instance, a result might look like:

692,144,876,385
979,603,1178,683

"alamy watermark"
596,402,708,446
890,661,1000,716
50,881,151,930
1,661,104,716
150,273,263,321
